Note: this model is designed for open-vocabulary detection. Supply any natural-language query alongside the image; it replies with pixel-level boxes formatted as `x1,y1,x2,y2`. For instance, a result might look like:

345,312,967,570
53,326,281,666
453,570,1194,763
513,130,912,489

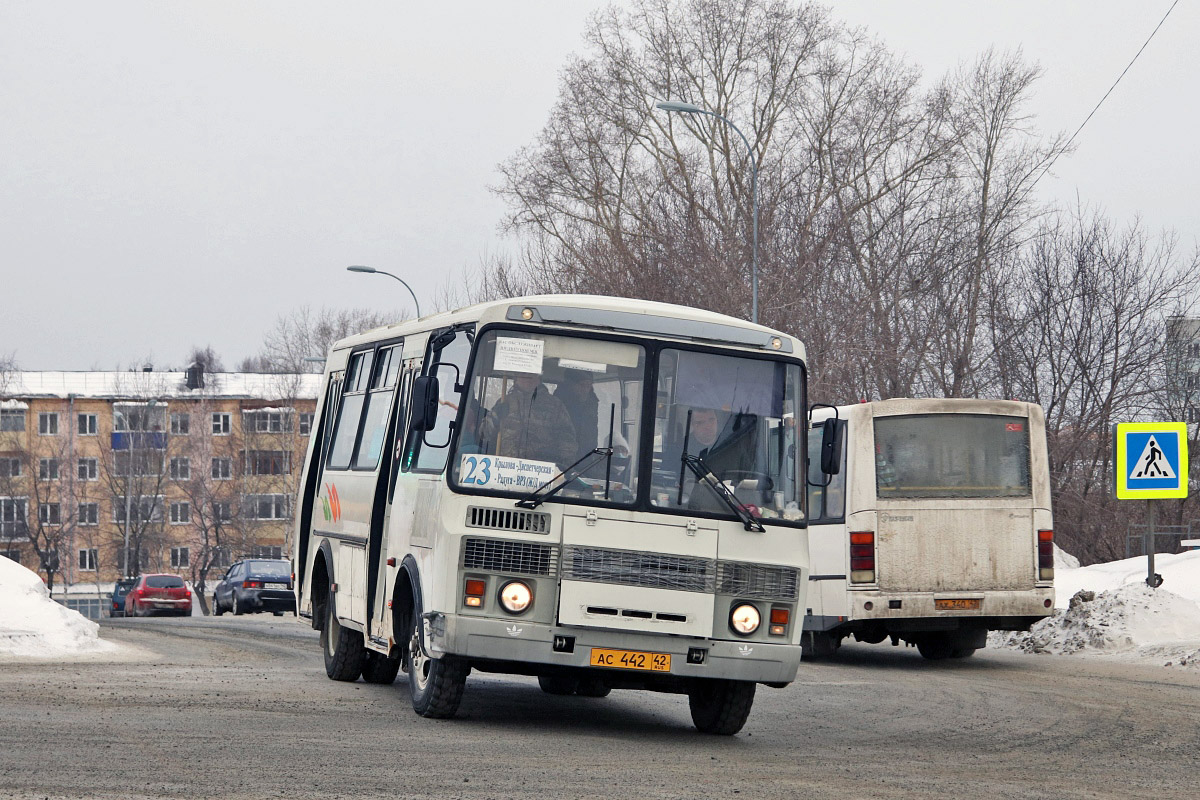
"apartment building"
0,367,319,591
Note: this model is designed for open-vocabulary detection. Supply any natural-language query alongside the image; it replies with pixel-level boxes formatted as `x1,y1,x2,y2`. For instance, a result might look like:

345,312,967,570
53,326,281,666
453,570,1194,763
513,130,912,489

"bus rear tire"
321,600,365,682
950,647,977,659
405,613,467,718
361,650,401,684
576,677,611,698
916,635,954,660
538,675,579,695
688,679,756,735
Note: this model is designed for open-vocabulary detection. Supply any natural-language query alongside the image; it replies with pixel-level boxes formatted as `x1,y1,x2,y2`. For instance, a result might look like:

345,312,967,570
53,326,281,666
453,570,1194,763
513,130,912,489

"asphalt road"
1,615,1198,800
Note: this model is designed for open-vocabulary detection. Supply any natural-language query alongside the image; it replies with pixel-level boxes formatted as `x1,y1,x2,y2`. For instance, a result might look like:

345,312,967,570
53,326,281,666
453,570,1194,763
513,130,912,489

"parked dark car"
124,573,192,617
213,559,295,616
108,578,137,617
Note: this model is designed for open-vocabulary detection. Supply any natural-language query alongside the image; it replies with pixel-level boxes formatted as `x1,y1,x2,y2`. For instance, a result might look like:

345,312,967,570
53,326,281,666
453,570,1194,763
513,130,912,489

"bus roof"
329,294,805,359
811,397,1043,422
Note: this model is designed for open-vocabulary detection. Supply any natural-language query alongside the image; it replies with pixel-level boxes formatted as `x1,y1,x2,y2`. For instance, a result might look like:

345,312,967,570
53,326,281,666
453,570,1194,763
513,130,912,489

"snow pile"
990,548,1200,667
0,556,119,659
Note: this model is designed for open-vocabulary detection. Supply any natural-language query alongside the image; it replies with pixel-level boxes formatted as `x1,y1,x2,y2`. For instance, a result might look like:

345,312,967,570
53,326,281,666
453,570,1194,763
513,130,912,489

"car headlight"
730,603,761,635
498,580,533,614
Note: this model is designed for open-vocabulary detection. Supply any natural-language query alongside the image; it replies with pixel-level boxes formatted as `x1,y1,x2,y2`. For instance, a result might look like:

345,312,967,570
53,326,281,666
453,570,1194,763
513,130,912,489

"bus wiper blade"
680,453,765,532
515,447,614,510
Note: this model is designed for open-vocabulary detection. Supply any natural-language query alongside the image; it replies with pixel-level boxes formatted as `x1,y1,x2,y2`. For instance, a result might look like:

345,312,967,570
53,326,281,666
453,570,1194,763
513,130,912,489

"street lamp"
655,100,760,325
346,265,422,318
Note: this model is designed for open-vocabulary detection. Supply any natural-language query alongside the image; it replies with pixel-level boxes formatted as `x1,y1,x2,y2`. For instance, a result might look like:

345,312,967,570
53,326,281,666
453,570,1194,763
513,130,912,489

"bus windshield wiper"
680,453,766,532
515,447,614,510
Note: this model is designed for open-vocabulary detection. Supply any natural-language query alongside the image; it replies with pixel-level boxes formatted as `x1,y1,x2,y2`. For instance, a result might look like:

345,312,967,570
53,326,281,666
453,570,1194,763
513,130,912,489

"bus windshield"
449,330,805,523
874,413,1031,498
450,330,646,504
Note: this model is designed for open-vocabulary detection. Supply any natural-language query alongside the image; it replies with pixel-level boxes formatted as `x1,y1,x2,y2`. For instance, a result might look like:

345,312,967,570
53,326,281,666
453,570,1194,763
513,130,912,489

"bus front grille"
562,546,715,593
465,506,551,534
462,537,558,577
716,561,800,601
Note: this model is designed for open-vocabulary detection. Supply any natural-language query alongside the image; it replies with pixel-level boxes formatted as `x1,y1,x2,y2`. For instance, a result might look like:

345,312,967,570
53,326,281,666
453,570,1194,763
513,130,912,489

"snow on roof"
3,371,321,401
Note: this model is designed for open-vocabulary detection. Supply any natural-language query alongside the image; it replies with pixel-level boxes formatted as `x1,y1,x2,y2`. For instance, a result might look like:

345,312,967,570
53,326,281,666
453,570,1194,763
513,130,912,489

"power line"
1033,0,1180,191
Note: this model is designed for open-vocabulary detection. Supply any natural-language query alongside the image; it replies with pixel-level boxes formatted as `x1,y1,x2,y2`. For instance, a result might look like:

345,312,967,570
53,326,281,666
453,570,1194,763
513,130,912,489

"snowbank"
990,548,1200,668
0,556,119,659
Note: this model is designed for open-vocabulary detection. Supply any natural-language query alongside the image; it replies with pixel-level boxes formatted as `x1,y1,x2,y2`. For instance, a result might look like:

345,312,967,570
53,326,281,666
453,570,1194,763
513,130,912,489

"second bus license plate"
935,598,981,610
590,648,671,672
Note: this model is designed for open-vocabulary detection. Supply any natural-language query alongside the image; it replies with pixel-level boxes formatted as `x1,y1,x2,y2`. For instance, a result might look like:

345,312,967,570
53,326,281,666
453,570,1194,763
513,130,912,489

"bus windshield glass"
649,349,803,524
874,414,1031,498
450,330,646,504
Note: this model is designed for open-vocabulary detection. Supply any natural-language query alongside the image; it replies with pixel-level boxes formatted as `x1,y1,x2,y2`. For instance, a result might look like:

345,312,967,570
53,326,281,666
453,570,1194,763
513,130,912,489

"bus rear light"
850,531,875,583
1037,529,1054,580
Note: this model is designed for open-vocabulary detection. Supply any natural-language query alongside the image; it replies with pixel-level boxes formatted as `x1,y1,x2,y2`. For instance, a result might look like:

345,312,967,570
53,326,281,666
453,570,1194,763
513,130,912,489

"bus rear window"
873,414,1031,498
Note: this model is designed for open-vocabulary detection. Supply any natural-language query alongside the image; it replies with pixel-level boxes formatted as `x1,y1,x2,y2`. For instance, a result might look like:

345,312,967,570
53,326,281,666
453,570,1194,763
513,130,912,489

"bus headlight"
498,580,533,614
729,603,760,635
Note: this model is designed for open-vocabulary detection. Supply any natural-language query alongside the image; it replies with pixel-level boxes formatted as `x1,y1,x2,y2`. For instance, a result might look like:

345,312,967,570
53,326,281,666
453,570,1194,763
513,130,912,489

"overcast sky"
2,1,1195,371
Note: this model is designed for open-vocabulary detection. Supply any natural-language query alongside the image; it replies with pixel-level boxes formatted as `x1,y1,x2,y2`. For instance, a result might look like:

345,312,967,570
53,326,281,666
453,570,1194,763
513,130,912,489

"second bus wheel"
321,598,365,681
405,612,468,718
361,650,401,685
688,679,756,735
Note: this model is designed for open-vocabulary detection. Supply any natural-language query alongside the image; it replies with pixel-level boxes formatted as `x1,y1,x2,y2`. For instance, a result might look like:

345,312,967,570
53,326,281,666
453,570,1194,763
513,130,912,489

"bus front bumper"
430,614,802,685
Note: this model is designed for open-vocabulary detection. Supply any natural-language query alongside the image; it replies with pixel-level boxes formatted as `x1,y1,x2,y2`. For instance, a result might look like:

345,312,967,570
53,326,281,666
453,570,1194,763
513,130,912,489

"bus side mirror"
820,418,842,475
411,376,440,432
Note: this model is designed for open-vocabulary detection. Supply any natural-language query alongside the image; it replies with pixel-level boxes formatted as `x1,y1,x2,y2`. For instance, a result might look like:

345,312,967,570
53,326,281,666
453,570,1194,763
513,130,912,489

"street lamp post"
655,100,759,325
346,265,422,318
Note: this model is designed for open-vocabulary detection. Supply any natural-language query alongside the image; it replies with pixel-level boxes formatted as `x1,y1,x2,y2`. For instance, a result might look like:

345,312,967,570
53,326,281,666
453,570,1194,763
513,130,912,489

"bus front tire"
405,613,467,718
321,600,365,682
688,679,756,735
362,650,402,685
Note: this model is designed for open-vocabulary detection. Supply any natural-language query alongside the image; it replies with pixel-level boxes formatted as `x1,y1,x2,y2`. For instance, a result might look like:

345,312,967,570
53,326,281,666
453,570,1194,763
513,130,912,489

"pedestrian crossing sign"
1114,422,1188,499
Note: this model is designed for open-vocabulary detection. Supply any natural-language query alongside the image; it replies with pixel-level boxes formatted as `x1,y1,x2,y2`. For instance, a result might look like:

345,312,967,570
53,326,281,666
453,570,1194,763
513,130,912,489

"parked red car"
124,574,192,617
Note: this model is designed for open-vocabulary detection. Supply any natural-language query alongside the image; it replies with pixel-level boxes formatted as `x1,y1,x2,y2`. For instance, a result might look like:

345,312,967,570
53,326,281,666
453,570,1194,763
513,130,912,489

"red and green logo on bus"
322,483,341,522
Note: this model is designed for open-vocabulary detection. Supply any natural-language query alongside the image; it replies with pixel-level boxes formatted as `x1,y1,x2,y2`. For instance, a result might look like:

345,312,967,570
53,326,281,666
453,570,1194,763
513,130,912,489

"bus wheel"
950,647,977,659
321,599,365,681
688,679,756,735
916,635,954,660
361,650,401,684
405,613,467,718
575,677,611,698
538,675,579,695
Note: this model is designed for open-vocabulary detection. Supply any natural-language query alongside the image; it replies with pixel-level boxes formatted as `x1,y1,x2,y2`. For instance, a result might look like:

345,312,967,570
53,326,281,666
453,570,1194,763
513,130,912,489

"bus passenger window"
327,351,373,470
354,344,402,470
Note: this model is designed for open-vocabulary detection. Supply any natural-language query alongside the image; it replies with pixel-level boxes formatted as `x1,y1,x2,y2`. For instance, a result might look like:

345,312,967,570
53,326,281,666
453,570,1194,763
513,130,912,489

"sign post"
1114,422,1188,588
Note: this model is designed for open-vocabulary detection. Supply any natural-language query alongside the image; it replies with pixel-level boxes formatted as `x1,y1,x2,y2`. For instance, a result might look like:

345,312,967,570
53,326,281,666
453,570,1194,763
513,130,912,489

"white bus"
293,295,831,734
803,398,1055,659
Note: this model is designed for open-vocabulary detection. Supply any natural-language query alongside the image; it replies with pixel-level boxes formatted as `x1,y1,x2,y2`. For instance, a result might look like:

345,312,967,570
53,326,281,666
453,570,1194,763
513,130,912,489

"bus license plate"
589,648,671,672
935,598,981,610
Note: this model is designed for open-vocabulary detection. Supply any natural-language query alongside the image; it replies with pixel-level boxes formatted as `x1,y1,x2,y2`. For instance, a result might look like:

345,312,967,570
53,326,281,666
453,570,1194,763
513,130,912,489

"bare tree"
248,306,396,373
0,429,80,594
187,345,225,374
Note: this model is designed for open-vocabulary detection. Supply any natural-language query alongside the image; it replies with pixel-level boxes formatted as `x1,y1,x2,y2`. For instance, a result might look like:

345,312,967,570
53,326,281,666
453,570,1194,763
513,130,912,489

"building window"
0,548,19,564
38,412,59,435
170,501,191,524
116,548,150,573
244,493,289,520
0,409,25,432
114,496,164,523
39,458,60,480
299,413,314,436
78,457,99,481
170,457,190,481
170,547,189,568
113,404,166,432
1189,342,1200,359
245,450,290,475
170,412,190,435
244,410,293,434
212,413,231,435
113,450,165,477
211,458,232,480
77,413,98,435
39,502,61,526
1,498,28,536
78,548,98,571
252,545,284,559
78,502,99,525
0,458,20,478
213,501,233,522
211,546,232,568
